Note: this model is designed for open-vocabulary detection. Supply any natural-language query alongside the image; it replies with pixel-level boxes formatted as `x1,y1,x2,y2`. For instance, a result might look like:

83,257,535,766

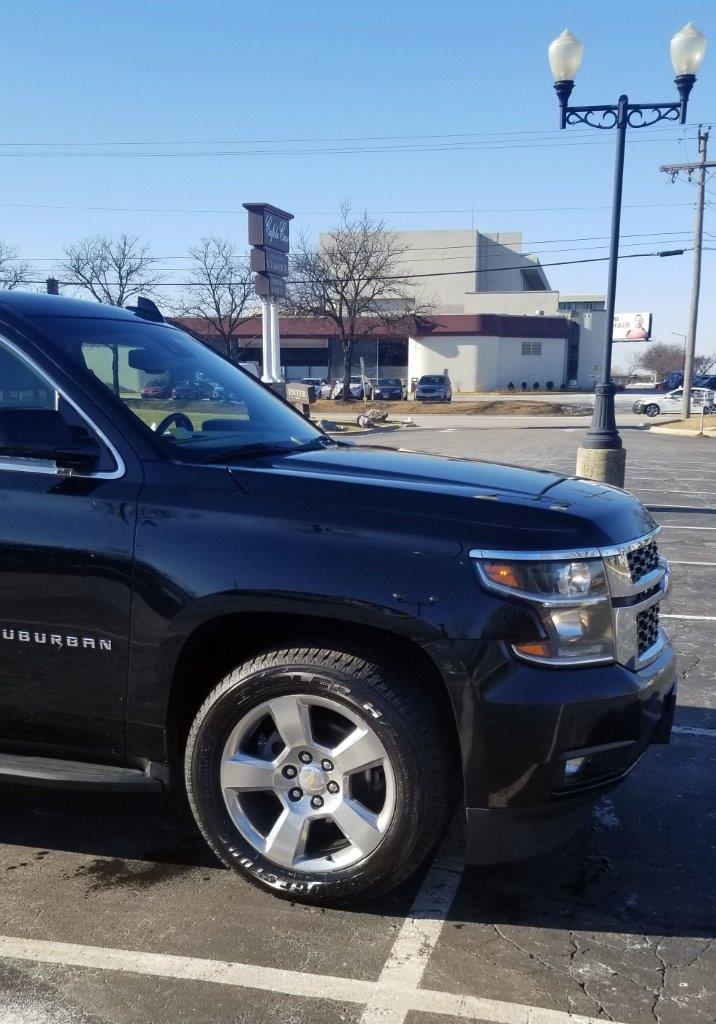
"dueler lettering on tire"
184,644,456,904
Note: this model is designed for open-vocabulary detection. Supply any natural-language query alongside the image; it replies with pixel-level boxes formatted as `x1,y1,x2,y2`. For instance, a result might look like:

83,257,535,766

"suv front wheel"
184,644,456,903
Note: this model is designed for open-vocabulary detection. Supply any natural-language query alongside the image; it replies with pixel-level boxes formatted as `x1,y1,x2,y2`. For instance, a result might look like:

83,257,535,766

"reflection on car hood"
230,445,657,550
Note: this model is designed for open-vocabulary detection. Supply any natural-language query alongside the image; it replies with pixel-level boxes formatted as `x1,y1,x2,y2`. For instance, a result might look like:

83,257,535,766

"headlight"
474,555,614,666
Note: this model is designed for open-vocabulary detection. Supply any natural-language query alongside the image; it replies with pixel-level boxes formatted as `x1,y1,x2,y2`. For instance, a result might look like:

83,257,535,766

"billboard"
613,312,652,341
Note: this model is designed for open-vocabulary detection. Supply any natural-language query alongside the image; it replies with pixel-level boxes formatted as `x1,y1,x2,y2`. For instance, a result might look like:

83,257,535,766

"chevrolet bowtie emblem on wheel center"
298,766,327,795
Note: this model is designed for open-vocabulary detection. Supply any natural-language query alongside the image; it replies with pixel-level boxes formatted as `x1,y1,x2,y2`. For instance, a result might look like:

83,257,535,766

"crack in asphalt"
650,938,668,1024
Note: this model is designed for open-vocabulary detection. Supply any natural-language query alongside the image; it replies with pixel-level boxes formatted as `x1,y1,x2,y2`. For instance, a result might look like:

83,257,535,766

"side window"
0,340,117,475
0,343,56,410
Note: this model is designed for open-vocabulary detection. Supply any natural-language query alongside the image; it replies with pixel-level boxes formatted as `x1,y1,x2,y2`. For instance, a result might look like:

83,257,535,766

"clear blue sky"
1,0,714,362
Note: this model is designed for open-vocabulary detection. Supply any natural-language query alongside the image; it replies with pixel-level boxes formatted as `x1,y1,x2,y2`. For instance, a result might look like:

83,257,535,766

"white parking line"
661,614,716,621
359,831,464,1023
660,525,716,531
0,933,635,1024
669,561,716,566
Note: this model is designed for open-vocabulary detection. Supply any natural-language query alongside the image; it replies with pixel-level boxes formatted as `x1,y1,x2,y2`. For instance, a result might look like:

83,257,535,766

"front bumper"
463,639,676,864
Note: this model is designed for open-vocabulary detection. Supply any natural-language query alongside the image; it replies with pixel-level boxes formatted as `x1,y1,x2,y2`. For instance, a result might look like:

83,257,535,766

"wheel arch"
155,609,464,778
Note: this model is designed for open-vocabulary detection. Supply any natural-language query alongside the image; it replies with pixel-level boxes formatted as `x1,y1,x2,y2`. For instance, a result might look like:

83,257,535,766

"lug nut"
282,765,297,779
321,759,334,771
289,788,303,801
327,781,339,794
298,751,312,764
310,796,324,809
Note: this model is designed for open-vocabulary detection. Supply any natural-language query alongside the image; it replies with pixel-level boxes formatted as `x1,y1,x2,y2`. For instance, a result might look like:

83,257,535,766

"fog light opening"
564,756,588,780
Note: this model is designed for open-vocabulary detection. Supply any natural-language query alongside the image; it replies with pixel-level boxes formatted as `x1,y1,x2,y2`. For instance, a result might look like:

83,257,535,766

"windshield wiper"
202,437,335,464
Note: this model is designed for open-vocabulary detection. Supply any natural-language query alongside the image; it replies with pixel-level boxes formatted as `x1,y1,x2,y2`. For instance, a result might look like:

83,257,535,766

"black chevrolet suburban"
0,291,676,903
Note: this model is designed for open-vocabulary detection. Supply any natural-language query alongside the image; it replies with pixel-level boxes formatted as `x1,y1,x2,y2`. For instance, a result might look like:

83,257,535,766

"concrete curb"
649,424,716,437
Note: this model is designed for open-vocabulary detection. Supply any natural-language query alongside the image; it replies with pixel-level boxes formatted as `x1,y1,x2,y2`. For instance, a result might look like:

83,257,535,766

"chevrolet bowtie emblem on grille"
0,628,112,651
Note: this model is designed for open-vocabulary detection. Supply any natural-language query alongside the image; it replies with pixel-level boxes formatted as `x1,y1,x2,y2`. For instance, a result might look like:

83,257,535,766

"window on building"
558,300,605,312
521,341,542,356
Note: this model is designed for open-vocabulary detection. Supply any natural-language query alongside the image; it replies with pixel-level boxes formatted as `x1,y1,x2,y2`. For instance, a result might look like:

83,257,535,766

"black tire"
644,403,660,418
184,644,457,904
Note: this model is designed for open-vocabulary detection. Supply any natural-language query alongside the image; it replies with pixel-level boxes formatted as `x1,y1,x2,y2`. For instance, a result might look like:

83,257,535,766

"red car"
141,380,172,399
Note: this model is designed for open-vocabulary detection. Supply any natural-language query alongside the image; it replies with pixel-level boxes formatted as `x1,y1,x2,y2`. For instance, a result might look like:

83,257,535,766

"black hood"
230,445,657,552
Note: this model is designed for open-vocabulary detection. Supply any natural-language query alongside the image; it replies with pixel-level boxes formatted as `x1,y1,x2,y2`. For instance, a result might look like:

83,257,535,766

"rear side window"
0,344,55,410
0,338,117,475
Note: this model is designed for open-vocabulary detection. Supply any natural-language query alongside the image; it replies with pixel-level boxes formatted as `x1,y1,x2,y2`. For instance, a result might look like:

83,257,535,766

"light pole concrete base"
576,447,626,488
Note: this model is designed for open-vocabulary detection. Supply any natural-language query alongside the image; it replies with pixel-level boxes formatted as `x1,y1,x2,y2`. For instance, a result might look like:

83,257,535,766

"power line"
0,135,695,159
0,200,696,217
0,124,698,147
10,233,694,269
113,236,696,273
29,247,695,291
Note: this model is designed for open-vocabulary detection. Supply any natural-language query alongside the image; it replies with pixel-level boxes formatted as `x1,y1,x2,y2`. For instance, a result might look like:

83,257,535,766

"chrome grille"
627,540,659,582
602,530,669,670
637,604,660,656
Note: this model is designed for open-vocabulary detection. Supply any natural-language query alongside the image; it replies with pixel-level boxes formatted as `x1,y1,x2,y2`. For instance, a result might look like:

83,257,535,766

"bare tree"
179,236,258,360
694,352,716,375
61,234,163,306
0,242,33,290
288,203,429,400
635,342,685,379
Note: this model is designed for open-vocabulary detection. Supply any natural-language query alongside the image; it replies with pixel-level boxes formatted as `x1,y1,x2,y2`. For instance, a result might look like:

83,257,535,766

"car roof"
0,289,144,321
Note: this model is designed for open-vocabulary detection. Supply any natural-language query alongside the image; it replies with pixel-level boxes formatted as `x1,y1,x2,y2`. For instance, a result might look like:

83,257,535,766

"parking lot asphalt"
1,424,714,1024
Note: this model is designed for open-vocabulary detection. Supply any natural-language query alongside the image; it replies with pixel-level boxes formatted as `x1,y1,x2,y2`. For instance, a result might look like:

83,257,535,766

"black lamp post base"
583,382,622,450
575,383,626,487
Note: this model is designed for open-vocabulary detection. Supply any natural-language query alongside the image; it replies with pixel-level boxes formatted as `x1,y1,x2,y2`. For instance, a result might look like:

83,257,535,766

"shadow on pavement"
1,706,714,939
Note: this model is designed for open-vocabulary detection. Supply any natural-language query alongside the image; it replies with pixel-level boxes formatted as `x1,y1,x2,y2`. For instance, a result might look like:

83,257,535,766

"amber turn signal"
482,562,521,589
512,642,550,658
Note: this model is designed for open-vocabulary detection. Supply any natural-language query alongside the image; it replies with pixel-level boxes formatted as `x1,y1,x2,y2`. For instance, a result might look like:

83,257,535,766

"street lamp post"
548,23,707,487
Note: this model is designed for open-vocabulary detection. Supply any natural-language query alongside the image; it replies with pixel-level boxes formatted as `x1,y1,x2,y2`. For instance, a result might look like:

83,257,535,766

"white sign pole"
270,299,281,382
261,297,273,382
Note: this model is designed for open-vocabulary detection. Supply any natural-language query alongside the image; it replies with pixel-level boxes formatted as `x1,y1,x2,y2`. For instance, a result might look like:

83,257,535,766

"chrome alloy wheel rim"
220,694,396,873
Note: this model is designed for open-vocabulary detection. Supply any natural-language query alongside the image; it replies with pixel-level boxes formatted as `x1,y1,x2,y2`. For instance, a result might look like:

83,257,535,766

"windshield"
420,376,446,385
379,379,401,387
30,315,323,460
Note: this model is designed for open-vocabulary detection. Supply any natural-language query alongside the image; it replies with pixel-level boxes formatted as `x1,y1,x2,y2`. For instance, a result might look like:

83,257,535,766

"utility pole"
661,128,714,419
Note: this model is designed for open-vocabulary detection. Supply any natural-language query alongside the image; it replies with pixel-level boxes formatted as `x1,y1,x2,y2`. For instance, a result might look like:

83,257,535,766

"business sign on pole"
250,248,289,277
243,202,294,301
613,312,653,341
246,205,292,254
253,274,287,299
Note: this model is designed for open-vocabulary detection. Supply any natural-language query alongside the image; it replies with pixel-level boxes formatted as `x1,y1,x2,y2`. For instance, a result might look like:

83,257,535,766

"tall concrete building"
389,229,551,312
386,229,607,390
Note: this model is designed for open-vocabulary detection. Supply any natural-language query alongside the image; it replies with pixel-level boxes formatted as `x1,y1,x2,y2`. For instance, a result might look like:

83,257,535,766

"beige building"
389,230,606,390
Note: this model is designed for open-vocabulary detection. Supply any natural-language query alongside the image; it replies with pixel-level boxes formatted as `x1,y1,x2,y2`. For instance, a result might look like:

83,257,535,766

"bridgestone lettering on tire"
184,644,456,903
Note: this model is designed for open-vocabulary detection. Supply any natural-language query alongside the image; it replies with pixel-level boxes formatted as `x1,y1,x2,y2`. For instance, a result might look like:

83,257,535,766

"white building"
389,230,606,390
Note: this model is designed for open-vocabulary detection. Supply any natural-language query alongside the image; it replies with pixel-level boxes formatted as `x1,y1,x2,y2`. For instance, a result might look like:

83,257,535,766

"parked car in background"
415,374,452,403
140,380,172,400
301,377,331,399
632,386,716,417
331,376,368,400
655,373,716,392
370,378,405,401
238,361,261,379
172,380,205,401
